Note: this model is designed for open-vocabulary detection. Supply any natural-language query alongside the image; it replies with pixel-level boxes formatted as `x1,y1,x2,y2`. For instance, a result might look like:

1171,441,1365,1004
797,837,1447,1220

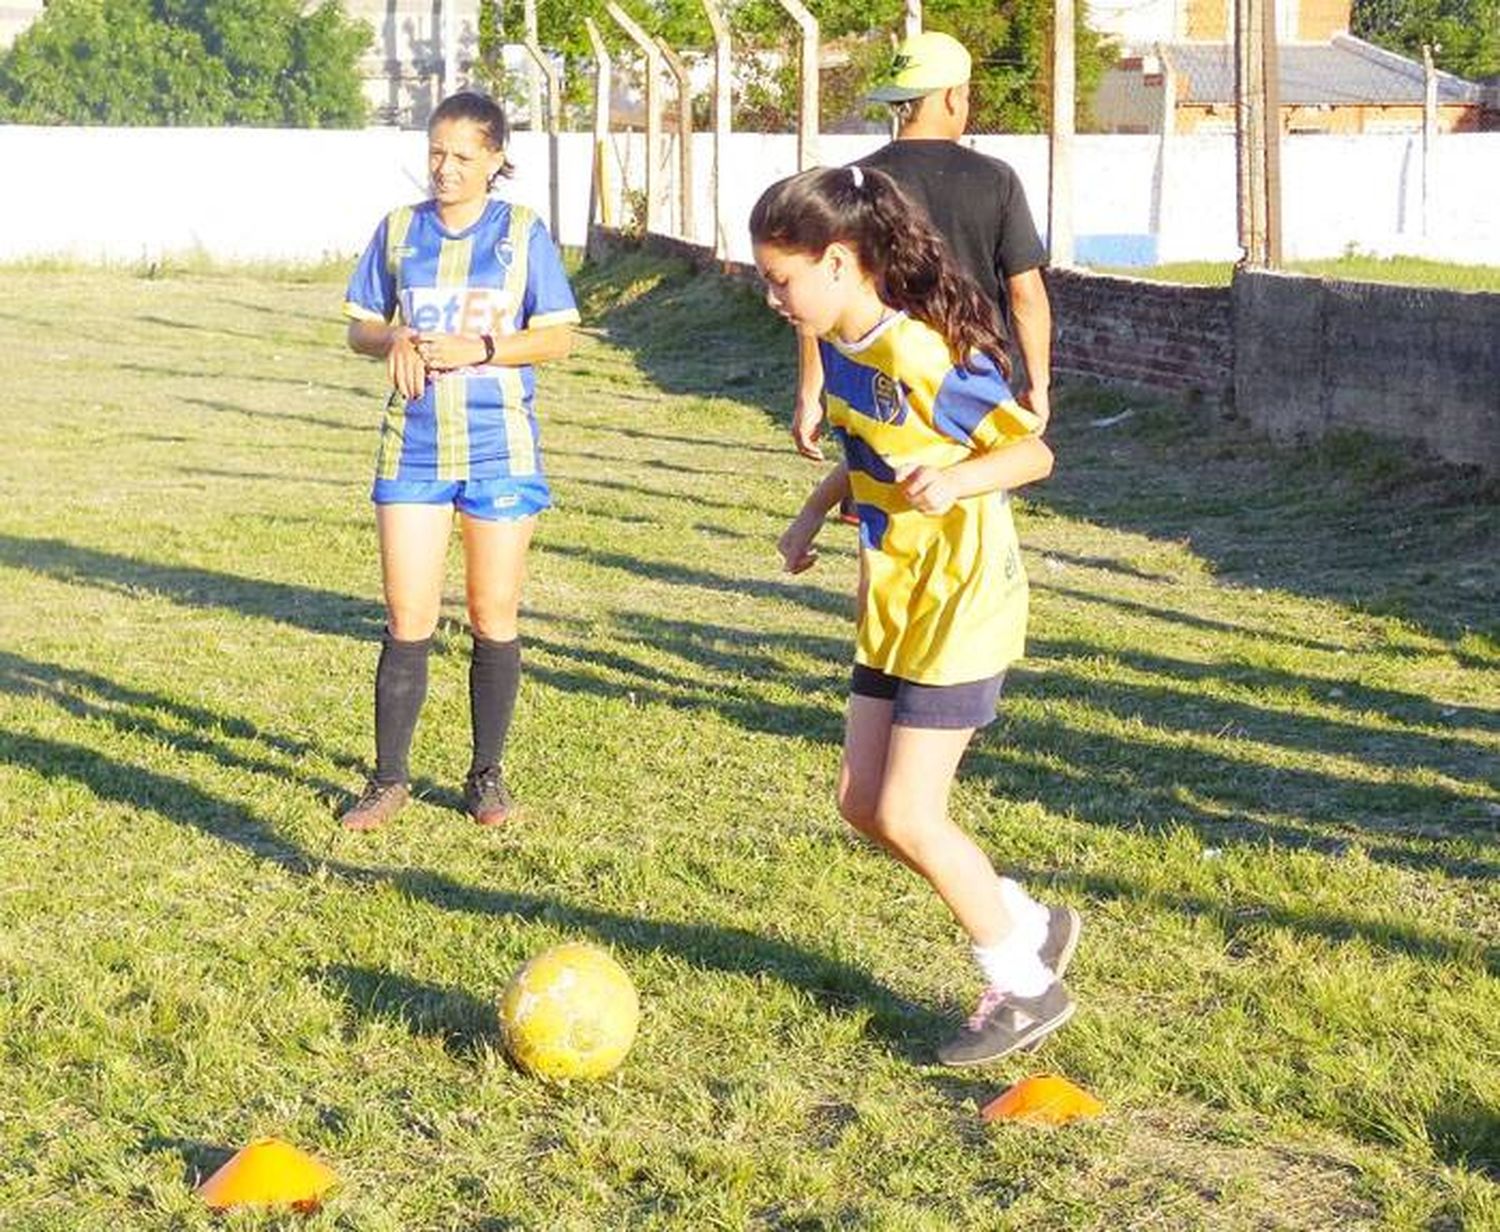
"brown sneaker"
463,765,513,827
339,778,409,831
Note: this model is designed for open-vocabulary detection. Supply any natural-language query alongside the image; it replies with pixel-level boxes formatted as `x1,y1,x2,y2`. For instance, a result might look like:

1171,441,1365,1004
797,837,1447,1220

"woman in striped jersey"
339,91,579,831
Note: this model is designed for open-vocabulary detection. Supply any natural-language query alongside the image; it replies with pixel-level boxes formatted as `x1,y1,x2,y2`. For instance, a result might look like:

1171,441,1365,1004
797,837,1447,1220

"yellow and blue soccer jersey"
822,314,1042,686
343,198,580,482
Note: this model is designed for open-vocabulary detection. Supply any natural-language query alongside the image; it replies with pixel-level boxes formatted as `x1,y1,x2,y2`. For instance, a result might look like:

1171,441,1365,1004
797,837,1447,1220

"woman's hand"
386,328,427,401
414,332,486,373
898,465,959,515
778,510,823,574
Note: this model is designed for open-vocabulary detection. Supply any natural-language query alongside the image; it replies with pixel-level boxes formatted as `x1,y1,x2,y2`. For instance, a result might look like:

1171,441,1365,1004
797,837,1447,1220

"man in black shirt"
791,31,1054,459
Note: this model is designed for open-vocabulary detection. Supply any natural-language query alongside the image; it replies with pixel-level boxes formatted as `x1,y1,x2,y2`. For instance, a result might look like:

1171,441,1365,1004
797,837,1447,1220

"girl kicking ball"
752,166,1080,1064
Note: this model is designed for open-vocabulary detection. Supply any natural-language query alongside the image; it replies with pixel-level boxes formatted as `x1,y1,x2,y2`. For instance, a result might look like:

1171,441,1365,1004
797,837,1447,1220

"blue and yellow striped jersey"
343,198,580,482
823,313,1042,686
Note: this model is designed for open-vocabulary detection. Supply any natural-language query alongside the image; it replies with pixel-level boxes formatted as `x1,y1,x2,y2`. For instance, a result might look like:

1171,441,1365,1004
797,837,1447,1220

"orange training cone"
195,1136,338,1211
981,1073,1104,1126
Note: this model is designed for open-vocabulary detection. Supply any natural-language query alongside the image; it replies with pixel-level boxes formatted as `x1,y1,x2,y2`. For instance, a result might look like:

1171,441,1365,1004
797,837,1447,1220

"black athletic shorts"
850,663,1006,730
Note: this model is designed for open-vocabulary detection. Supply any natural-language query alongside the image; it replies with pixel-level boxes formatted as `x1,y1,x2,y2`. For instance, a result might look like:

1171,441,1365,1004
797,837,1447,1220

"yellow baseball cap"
867,31,972,103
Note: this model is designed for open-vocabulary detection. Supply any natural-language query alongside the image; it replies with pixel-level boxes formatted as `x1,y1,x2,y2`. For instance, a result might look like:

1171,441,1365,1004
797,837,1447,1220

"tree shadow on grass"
553,416,792,459
1041,399,1500,655
0,533,383,640
178,393,367,437
316,964,501,1061
1018,864,1498,978
114,359,378,402
541,540,850,621
0,730,941,1059
0,649,460,816
571,253,792,422
516,551,1496,882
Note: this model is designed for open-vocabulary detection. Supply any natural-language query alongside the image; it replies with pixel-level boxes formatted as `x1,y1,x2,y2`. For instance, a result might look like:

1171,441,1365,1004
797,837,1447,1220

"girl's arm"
779,462,851,574
901,436,1054,515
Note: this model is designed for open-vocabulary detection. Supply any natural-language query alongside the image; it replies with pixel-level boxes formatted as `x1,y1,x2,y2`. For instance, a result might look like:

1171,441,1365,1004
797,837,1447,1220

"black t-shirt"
855,139,1047,309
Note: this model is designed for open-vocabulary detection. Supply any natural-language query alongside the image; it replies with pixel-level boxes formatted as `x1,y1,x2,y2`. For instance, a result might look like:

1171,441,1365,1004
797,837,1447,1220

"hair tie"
850,166,865,190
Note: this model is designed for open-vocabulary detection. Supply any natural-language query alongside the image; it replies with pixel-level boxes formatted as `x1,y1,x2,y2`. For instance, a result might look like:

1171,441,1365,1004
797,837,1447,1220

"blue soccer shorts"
371,476,552,521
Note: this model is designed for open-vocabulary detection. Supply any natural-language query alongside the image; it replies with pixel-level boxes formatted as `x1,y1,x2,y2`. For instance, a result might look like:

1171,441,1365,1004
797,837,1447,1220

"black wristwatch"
480,334,496,364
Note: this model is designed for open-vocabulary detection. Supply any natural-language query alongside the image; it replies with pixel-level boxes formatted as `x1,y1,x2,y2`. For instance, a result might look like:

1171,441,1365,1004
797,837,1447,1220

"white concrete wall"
1,125,1496,268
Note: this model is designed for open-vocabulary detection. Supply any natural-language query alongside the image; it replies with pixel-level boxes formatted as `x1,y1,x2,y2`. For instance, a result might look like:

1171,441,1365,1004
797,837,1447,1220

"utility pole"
1049,0,1075,266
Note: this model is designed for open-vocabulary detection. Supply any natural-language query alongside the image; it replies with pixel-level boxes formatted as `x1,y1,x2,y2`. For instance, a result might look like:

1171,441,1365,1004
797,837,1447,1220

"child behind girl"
751,166,1080,1064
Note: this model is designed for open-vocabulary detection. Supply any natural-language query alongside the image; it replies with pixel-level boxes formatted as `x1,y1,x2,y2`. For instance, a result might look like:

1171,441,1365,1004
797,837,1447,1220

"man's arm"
1005,268,1052,431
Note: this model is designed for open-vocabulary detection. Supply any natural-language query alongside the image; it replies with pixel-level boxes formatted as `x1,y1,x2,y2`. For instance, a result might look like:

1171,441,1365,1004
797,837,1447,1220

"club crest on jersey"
870,372,909,425
403,287,516,335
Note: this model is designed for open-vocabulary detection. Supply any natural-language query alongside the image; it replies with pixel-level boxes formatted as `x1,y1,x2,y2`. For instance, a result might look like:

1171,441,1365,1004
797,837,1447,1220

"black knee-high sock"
374,629,431,785
469,634,520,776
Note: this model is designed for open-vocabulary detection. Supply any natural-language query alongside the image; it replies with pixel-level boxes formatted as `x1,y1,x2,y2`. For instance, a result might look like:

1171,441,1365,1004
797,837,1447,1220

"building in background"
343,0,480,127
1090,0,1488,133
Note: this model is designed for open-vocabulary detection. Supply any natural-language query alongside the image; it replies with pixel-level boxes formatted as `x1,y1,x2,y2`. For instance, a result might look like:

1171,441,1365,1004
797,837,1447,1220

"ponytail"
749,166,1010,376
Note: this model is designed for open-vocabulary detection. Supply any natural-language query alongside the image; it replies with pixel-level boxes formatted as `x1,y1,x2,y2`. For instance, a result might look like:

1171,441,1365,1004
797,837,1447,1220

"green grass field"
1087,255,1500,292
0,252,1496,1230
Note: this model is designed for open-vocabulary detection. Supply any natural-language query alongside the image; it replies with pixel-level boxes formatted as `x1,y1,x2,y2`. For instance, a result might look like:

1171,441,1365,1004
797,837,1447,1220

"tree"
481,0,1113,134
0,0,372,126
1353,0,1500,81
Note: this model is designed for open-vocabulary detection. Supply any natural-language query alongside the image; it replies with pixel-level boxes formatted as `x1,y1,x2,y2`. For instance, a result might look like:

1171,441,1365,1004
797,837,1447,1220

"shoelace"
471,767,504,798
966,987,1006,1032
358,780,395,807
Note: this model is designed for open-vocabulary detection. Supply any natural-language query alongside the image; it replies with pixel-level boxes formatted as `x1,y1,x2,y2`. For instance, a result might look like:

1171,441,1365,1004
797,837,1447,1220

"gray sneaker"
1040,905,1082,978
937,981,1075,1067
339,778,409,832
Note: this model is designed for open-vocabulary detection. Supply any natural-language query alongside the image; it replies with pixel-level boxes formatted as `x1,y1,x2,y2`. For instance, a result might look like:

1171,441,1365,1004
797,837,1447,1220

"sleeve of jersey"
521,219,581,330
343,218,396,323
930,360,1042,450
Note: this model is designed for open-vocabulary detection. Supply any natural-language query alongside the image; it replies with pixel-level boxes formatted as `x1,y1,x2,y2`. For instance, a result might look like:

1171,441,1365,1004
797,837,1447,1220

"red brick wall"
1045,268,1235,405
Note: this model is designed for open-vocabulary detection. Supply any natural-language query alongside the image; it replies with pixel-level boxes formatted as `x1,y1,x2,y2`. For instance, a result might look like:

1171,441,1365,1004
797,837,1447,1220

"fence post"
1237,0,1268,265
522,38,563,239
585,17,614,229
656,36,696,243
1262,0,1283,265
700,0,732,259
1048,0,1075,266
773,0,819,170
1422,43,1437,241
523,0,543,129
605,1,663,234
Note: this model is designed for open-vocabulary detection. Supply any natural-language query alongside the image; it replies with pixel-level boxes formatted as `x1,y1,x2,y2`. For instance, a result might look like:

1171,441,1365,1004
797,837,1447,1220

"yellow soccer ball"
498,942,640,1080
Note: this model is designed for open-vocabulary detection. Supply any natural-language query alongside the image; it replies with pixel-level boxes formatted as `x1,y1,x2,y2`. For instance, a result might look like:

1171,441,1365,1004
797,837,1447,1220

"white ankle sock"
997,877,1050,950
972,940,1054,998
972,879,1054,997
